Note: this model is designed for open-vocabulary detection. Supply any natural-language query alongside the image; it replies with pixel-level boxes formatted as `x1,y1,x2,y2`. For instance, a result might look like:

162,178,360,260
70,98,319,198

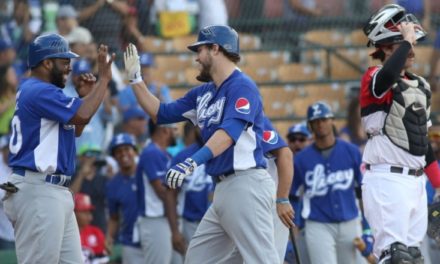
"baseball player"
124,25,279,263
361,4,440,263
286,122,312,155
136,119,184,263
1,33,114,263
169,124,213,244
106,133,144,263
291,101,365,264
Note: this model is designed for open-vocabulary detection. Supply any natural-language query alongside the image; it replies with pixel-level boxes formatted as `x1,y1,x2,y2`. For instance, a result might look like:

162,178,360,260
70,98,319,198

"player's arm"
270,146,295,228
165,189,187,255
69,45,114,128
124,43,160,122
106,213,119,254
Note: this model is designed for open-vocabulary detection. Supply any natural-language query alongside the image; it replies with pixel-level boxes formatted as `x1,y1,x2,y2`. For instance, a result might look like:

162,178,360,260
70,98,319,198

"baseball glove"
427,201,440,243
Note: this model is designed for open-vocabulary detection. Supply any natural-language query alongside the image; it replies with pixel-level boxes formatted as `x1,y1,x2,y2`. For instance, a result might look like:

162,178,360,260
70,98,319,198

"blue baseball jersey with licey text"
157,70,266,177
106,173,140,247
136,141,171,217
291,139,363,223
171,142,213,222
9,77,82,175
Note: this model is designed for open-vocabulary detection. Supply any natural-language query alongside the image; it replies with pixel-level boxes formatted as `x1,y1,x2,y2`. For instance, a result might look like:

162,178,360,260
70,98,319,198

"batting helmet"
363,4,426,47
187,25,239,56
108,133,137,155
307,101,334,122
28,33,79,68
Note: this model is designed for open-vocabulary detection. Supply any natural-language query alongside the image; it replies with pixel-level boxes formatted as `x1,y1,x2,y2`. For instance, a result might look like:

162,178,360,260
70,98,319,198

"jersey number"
10,115,23,154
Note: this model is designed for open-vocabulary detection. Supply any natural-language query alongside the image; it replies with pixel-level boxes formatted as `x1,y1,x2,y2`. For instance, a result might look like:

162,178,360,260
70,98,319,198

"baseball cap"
139,52,154,67
66,27,93,45
0,39,13,52
287,123,311,138
72,59,91,76
108,133,137,155
74,193,95,211
77,143,101,157
123,107,147,123
57,5,77,19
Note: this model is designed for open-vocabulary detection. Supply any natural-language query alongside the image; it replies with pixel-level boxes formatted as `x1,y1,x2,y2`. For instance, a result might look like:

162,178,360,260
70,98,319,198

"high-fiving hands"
166,158,197,189
124,43,143,84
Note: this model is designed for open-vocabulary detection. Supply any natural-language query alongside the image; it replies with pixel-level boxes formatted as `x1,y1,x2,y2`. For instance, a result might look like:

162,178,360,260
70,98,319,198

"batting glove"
166,158,197,189
360,234,374,257
123,43,143,84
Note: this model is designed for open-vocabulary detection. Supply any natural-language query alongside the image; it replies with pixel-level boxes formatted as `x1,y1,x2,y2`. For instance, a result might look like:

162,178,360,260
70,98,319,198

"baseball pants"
305,218,360,264
121,245,145,264
137,216,172,264
182,218,200,243
184,169,279,264
3,172,83,264
362,169,427,259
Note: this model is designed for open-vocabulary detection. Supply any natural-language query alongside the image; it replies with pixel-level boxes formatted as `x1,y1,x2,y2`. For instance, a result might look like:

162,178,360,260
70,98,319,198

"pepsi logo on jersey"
262,130,278,144
235,97,250,114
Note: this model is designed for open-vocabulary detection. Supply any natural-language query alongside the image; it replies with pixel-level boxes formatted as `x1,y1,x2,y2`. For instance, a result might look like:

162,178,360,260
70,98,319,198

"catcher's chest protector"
384,73,431,156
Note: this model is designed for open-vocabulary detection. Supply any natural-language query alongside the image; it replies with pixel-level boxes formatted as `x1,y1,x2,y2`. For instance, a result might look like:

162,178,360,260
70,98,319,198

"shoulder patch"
235,97,250,114
263,130,278,144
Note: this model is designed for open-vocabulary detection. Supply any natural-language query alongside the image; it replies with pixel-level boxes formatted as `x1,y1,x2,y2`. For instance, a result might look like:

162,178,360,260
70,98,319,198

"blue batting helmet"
28,33,79,68
307,101,334,122
108,133,137,155
187,25,239,56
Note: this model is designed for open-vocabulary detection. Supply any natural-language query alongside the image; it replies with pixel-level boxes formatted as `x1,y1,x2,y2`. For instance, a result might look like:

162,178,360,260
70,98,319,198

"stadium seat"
277,63,321,82
171,35,197,52
138,36,172,52
242,51,290,68
151,68,185,86
239,33,262,50
328,48,368,80
154,54,194,71
348,29,368,46
301,29,346,47
240,65,276,83
184,68,202,86
170,88,189,100
260,85,299,118
412,46,433,77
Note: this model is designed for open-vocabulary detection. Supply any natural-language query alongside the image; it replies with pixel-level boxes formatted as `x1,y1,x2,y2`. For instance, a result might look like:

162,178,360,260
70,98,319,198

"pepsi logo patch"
235,97,250,114
263,130,278,144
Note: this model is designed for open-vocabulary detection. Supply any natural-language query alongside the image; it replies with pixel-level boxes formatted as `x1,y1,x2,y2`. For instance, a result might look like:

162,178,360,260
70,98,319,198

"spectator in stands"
117,52,172,113
64,59,117,153
74,193,109,264
0,64,17,136
65,26,93,57
197,0,228,29
286,122,312,155
50,4,78,36
71,145,109,233
283,0,322,27
120,106,148,146
106,133,144,263
0,39,26,77
339,97,368,152
0,0,41,62
0,135,14,250
136,119,184,263
72,0,132,53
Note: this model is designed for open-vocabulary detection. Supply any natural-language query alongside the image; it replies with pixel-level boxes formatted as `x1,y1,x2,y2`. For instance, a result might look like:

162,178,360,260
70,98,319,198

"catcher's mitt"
427,202,440,243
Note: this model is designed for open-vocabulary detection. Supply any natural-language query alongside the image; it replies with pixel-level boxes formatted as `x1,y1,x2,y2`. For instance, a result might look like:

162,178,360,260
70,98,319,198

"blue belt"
13,168,72,187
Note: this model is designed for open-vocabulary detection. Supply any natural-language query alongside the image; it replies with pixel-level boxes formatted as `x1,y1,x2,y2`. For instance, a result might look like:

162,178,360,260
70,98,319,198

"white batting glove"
123,43,143,84
166,158,197,189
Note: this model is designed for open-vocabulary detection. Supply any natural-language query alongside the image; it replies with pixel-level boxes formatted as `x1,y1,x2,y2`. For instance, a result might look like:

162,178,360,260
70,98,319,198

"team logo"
235,98,250,114
263,130,278,144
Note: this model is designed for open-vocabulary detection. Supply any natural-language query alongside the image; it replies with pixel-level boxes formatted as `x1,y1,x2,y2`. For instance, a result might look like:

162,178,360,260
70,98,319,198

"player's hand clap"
276,200,295,228
97,44,115,81
76,73,96,98
124,43,143,84
166,158,197,189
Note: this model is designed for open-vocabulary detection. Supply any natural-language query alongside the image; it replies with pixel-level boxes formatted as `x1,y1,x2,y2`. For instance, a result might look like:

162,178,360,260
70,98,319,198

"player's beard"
196,55,213,83
50,63,66,88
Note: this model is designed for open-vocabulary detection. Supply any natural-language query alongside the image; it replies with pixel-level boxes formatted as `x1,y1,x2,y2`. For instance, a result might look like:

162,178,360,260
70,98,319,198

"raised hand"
398,22,417,45
166,158,197,189
124,43,142,84
76,73,97,98
97,44,115,81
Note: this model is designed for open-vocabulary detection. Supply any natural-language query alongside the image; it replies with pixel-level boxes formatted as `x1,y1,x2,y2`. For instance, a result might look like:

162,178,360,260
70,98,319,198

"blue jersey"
106,172,139,247
157,70,266,177
136,141,170,217
291,139,363,223
261,116,288,156
9,77,82,175
171,143,213,222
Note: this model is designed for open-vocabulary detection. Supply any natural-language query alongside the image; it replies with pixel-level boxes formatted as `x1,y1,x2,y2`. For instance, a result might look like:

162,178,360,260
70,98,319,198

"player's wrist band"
190,146,213,166
276,198,290,204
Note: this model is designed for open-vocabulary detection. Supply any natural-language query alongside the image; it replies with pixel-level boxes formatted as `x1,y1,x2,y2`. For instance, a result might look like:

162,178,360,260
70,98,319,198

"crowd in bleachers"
1,0,440,263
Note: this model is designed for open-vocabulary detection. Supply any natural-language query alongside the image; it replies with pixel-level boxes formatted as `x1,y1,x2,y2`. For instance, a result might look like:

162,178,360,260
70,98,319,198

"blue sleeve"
157,88,198,125
222,84,262,124
31,86,82,124
140,150,166,182
290,156,304,197
106,182,119,215
219,118,247,143
261,116,288,154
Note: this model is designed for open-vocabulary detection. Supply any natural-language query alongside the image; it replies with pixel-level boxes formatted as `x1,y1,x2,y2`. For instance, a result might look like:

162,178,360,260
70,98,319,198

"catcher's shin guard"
408,247,423,264
378,242,414,264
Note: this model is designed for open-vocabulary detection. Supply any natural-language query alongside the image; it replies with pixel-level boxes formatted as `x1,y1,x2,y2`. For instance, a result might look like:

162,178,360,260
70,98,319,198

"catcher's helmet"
363,4,426,47
109,133,137,155
307,101,334,122
28,33,79,68
187,25,239,56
